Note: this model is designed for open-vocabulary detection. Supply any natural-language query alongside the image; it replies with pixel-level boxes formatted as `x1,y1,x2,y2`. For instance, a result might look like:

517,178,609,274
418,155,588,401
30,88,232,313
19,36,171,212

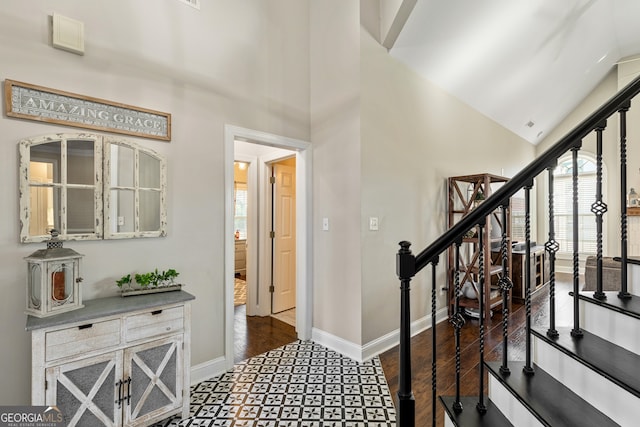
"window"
553,154,600,254
234,183,248,240
511,193,526,242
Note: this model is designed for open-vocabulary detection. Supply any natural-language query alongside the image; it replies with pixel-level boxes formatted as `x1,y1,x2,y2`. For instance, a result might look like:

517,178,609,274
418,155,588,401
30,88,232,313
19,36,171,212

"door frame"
224,124,312,370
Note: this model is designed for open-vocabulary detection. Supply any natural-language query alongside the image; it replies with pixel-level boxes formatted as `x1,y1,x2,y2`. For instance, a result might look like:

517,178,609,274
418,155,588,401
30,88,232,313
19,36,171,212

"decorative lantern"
25,230,84,318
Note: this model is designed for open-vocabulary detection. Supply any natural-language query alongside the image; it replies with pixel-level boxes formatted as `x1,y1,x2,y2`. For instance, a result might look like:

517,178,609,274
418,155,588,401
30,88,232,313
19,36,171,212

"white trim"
312,307,450,363
311,328,364,362
361,307,449,361
224,124,312,371
189,356,226,385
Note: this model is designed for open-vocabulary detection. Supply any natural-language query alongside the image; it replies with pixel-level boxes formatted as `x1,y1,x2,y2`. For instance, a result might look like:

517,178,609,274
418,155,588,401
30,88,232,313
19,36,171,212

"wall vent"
176,0,200,10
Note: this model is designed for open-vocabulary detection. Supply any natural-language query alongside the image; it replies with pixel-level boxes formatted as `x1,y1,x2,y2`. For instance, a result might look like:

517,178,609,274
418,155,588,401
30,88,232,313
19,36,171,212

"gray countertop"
26,290,195,331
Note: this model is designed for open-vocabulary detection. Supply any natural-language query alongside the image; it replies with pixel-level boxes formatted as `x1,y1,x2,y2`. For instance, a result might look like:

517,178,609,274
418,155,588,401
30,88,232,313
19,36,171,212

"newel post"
396,241,416,427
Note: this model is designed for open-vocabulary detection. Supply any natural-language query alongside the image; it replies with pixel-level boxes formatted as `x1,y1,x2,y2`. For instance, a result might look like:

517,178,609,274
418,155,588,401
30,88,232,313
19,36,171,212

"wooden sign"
4,79,171,141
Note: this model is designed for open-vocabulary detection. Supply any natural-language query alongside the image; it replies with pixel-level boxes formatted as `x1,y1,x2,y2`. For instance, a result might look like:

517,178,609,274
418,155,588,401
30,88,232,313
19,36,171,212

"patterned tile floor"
155,341,396,426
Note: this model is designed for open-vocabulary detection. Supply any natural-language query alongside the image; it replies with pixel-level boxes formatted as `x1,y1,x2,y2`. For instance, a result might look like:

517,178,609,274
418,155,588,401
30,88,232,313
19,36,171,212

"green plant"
118,268,180,290
160,268,179,283
134,272,154,288
116,274,132,289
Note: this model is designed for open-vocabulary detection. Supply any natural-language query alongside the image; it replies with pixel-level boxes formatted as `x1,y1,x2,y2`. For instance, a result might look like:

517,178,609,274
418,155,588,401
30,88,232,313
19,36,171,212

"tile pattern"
155,341,396,426
235,278,247,306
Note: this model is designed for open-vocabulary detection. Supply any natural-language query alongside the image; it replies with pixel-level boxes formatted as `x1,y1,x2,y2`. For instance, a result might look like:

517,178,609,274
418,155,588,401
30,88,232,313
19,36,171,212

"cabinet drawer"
46,319,121,362
125,306,184,342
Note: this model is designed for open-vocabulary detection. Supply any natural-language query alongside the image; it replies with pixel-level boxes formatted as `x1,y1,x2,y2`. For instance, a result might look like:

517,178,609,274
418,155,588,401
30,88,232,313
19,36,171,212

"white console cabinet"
27,291,195,427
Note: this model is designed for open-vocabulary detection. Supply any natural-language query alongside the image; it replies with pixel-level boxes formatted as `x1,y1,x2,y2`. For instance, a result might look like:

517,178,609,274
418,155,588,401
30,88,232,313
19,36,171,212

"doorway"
224,125,311,371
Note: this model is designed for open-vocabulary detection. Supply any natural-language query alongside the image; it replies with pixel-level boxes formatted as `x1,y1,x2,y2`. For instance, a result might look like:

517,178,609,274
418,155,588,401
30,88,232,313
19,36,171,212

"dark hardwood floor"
234,304,297,363
379,274,575,426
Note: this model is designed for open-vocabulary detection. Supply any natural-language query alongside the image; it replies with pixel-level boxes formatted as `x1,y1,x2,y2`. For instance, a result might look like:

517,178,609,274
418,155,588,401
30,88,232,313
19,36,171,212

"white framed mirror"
104,137,167,239
19,134,103,242
19,133,166,242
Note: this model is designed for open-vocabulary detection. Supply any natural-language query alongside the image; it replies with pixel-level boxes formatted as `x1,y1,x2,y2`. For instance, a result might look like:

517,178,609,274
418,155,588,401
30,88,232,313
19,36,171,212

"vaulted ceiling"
388,0,640,144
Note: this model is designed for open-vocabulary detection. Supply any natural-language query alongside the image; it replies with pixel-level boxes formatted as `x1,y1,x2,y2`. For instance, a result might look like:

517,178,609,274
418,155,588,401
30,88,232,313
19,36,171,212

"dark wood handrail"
414,74,640,273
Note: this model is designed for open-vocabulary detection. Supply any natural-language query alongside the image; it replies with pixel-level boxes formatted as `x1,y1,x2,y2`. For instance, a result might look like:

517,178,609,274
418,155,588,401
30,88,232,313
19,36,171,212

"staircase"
442,289,640,427
395,75,640,427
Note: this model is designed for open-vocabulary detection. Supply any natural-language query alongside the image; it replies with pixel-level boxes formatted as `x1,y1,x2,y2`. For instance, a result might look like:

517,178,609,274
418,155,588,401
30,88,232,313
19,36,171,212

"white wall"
359,30,535,344
1,0,551,404
0,0,310,404
310,0,363,348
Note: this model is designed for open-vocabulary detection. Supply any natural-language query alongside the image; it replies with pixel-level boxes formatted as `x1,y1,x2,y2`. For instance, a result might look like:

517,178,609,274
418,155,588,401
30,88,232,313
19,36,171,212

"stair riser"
580,300,640,354
488,375,544,427
533,335,638,427
629,263,640,294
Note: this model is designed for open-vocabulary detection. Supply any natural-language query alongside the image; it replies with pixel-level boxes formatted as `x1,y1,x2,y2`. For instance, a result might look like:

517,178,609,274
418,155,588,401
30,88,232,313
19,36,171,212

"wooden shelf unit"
511,246,549,302
447,173,512,320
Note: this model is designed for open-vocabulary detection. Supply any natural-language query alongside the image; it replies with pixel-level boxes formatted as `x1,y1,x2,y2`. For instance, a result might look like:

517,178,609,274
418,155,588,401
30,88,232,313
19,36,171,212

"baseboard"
311,307,450,364
362,307,449,361
311,328,364,362
190,355,227,385
193,308,450,384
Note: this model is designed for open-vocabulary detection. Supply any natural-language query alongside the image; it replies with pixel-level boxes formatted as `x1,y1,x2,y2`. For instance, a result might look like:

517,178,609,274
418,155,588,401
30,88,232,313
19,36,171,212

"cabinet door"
46,352,123,427
123,335,183,426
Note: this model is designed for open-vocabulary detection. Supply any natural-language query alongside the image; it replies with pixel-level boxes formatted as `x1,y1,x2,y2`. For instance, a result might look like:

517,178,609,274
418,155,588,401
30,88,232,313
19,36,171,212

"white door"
272,162,296,314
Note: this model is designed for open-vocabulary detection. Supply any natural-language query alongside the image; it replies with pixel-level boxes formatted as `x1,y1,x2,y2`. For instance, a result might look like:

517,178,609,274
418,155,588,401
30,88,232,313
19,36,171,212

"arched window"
553,153,601,254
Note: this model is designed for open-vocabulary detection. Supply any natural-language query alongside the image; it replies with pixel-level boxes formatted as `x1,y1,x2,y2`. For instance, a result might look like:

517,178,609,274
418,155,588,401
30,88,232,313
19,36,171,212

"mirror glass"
110,144,134,187
28,186,59,237
140,190,161,232
28,142,61,237
110,189,135,233
20,134,166,242
67,188,95,233
139,151,160,188
67,140,95,185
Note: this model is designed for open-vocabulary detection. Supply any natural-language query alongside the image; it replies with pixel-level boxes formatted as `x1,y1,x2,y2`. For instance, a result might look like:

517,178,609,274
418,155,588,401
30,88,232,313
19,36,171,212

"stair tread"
439,396,512,427
532,326,640,397
578,291,640,319
486,361,617,427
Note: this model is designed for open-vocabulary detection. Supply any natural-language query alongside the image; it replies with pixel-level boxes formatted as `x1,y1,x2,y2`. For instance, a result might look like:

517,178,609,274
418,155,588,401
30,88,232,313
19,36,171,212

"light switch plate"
369,217,379,231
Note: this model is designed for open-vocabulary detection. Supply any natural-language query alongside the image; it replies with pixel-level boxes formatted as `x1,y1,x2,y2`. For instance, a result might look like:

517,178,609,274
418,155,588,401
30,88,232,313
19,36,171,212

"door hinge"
45,380,48,391
270,176,276,184
269,285,275,293
269,231,275,239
